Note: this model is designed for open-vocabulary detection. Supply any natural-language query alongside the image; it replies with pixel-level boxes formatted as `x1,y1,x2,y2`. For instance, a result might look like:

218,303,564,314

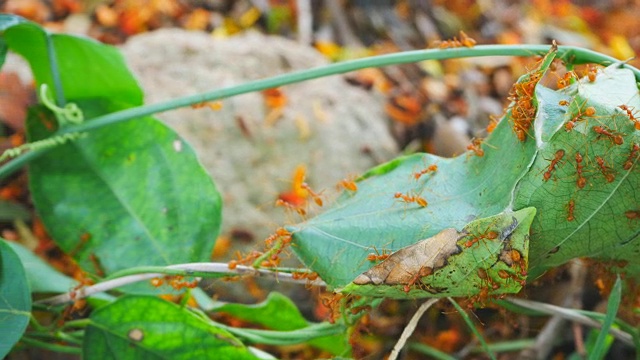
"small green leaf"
214,292,349,355
0,239,31,358
27,102,222,280
215,292,309,330
0,15,142,107
342,208,535,299
84,295,259,360
5,240,76,293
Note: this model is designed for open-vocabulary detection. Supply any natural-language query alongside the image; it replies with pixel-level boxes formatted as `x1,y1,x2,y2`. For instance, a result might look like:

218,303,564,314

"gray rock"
120,29,398,249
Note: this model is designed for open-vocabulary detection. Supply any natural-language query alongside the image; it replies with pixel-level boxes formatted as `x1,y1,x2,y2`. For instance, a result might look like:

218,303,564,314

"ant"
584,64,598,82
463,229,499,248
567,199,576,222
625,210,640,221
486,115,500,133
575,152,586,189
275,198,306,216
291,271,319,281
467,138,485,157
337,178,358,192
543,149,565,181
595,156,615,182
300,182,324,206
565,104,595,132
618,105,640,130
433,30,476,48
413,164,438,181
556,71,577,89
366,247,391,262
623,143,640,170
403,266,433,293
394,191,428,207
593,125,624,145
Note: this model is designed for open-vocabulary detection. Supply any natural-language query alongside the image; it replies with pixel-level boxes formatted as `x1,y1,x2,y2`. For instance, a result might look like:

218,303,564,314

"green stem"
0,44,636,180
60,318,91,330
104,266,207,280
469,338,536,353
19,337,82,354
29,314,48,332
407,343,457,360
251,239,285,268
212,320,343,345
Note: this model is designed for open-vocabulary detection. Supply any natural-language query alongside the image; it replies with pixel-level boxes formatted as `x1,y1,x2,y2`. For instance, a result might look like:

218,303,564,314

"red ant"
593,125,624,145
366,247,391,262
403,266,433,293
300,182,324,206
625,210,640,220
337,178,358,192
618,105,640,130
275,198,306,216
575,152,586,189
433,30,476,48
543,149,565,181
584,64,598,82
467,138,485,157
565,105,595,132
463,229,499,248
623,143,640,170
557,71,577,89
595,156,615,182
486,115,500,133
567,199,576,222
413,164,438,180
394,191,428,207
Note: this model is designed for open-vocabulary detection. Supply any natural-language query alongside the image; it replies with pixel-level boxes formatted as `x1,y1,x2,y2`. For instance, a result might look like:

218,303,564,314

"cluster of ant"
149,275,199,290
319,293,370,325
227,227,293,270
508,61,545,142
528,58,640,225
432,30,477,49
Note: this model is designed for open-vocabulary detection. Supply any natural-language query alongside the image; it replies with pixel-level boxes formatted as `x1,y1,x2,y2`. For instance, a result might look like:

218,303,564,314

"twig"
506,297,633,346
36,262,327,306
388,298,440,360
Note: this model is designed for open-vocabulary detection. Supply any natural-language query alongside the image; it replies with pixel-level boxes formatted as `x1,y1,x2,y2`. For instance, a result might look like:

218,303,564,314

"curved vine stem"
36,262,327,306
1,44,637,180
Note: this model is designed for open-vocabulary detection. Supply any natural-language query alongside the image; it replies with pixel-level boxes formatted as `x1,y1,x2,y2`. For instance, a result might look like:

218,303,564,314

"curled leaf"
342,208,536,299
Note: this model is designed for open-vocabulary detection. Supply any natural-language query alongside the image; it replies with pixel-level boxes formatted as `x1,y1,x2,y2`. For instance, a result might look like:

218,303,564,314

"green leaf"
84,295,259,360
287,45,550,287
341,208,535,299
5,240,76,293
513,66,640,277
215,292,309,330
214,292,349,355
27,102,222,278
0,239,31,358
0,14,142,107
291,46,640,290
588,276,621,360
